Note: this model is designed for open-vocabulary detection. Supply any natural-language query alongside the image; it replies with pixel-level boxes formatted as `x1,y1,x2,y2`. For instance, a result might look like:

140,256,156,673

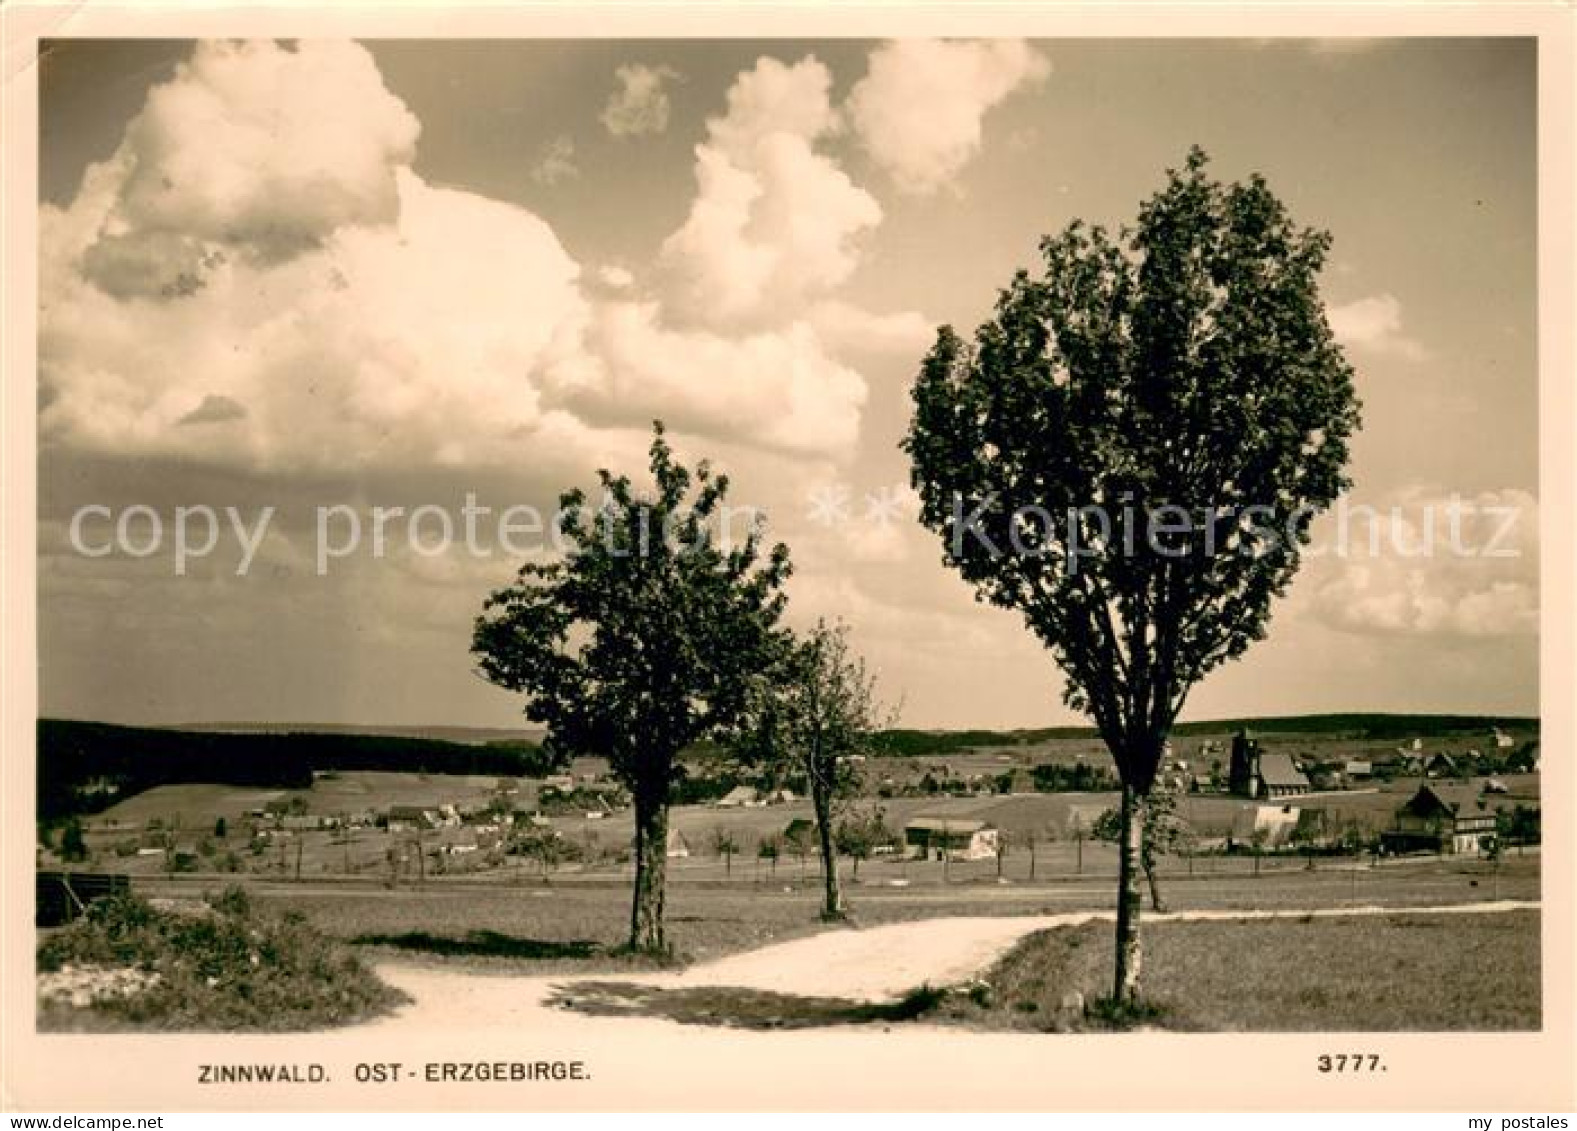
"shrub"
36,888,406,1031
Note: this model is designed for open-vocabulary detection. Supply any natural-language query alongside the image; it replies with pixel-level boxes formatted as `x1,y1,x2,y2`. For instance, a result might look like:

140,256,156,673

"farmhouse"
782,817,817,842
1381,784,1505,855
386,805,438,832
714,785,760,808
904,817,999,861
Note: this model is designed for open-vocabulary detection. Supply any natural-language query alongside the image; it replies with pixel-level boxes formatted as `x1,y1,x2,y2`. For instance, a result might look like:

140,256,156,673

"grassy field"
161,852,1540,975
937,908,1541,1032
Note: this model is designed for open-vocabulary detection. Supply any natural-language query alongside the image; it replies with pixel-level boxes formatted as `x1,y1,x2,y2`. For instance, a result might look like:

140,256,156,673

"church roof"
1257,753,1310,789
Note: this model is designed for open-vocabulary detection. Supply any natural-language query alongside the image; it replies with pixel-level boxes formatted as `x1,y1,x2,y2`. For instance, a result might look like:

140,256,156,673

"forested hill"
37,718,553,821
875,713,1539,757
38,712,1537,820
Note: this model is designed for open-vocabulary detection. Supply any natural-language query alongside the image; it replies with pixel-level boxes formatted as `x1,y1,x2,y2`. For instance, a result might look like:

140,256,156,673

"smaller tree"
1138,777,1191,910
214,816,228,839
735,620,885,920
514,825,571,879
1093,776,1190,911
1249,827,1270,877
59,818,88,864
784,822,815,879
757,832,782,878
835,804,893,880
711,827,740,877
994,830,1011,878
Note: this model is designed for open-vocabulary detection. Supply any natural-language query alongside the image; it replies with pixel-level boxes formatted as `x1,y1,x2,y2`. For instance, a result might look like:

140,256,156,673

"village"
44,723,1542,891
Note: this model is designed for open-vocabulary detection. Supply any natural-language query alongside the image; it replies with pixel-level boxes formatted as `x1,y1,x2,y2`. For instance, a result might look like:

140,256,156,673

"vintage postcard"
2,1,1573,1114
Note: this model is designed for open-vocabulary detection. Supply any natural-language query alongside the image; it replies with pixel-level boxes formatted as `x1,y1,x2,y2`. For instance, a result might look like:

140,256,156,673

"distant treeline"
873,713,1538,757
38,719,554,821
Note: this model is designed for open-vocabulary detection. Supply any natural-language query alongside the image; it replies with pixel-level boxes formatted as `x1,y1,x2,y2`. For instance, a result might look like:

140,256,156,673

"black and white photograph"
4,5,1574,1115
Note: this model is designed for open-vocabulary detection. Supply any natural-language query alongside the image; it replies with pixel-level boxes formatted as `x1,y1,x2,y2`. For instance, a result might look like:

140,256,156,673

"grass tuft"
551,979,947,1029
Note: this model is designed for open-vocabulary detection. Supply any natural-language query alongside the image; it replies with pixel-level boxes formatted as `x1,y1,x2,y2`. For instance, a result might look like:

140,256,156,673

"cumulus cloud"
177,393,247,426
1328,293,1428,360
1301,487,1538,638
107,40,419,265
43,146,592,472
660,56,882,329
530,135,579,186
807,301,936,358
565,300,869,456
847,39,1049,195
601,63,680,137
39,40,914,477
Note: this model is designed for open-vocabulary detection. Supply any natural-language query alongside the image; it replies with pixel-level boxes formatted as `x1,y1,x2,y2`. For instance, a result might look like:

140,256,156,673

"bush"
36,888,406,1031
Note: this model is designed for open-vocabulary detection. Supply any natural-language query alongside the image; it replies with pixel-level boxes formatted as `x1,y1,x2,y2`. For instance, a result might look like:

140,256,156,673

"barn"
903,817,999,861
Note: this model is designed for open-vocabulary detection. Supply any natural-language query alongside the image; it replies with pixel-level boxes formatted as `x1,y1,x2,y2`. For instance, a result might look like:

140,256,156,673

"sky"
35,37,1539,730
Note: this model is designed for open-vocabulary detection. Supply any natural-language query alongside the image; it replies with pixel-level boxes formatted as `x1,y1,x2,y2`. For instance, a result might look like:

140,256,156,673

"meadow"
942,908,1541,1031
121,852,1542,976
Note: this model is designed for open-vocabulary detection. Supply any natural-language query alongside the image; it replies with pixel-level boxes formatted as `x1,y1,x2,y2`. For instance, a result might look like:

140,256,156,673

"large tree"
903,148,1360,1002
472,423,791,954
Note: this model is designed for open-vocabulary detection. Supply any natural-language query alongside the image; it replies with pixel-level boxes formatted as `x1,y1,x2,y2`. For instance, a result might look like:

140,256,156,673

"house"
386,805,438,832
1229,805,1302,849
1381,784,1505,855
1426,753,1462,779
541,774,576,795
1493,728,1516,750
714,785,759,808
1343,760,1372,782
666,829,690,859
1391,747,1424,774
903,817,999,861
782,817,818,843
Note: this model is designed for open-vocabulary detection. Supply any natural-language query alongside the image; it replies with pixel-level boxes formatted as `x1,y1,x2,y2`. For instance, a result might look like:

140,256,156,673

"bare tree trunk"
811,782,844,920
1113,785,1144,1003
629,798,669,954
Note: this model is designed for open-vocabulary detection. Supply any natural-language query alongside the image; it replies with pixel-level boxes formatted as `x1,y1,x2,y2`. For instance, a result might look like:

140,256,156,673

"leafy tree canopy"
905,147,1360,793
473,422,793,793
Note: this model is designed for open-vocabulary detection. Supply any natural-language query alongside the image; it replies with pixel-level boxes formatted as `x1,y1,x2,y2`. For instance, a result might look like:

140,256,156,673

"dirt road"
364,899,1536,1032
